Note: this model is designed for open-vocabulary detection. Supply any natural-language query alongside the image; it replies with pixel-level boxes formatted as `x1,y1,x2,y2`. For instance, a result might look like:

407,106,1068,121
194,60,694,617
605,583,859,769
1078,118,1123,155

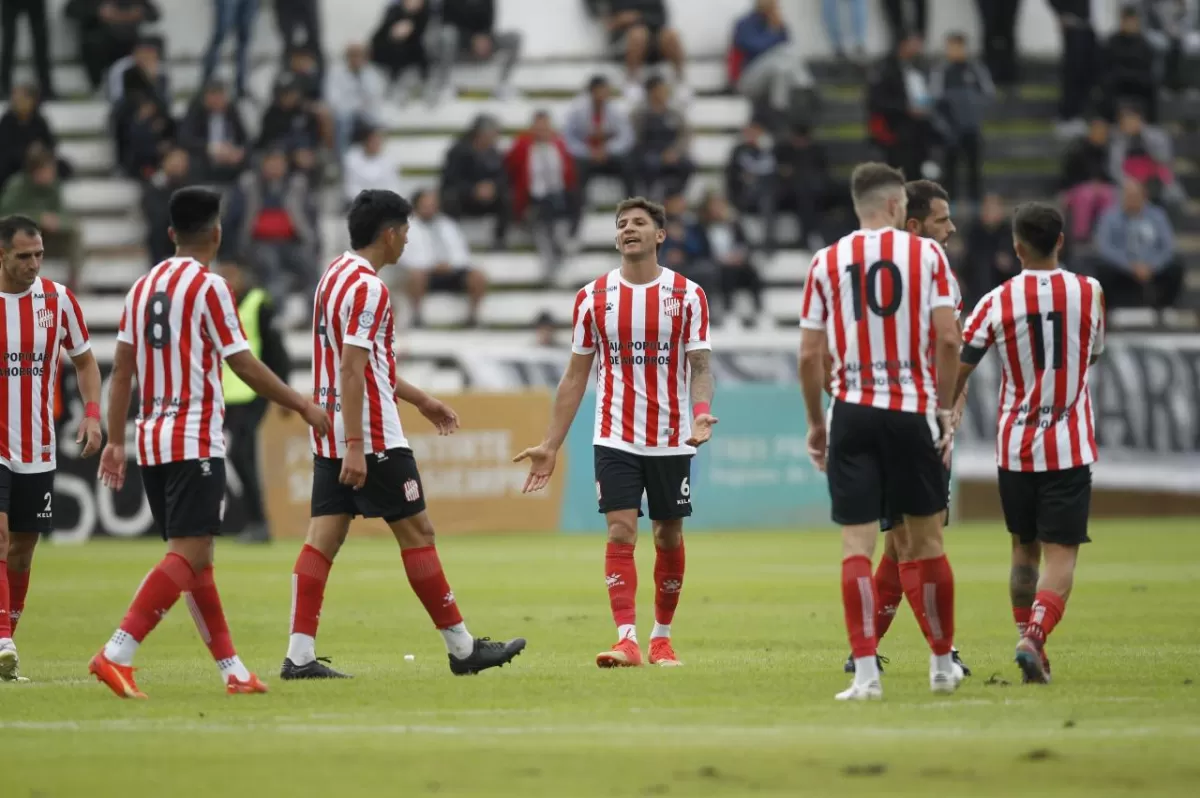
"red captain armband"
85,402,101,420
693,402,711,419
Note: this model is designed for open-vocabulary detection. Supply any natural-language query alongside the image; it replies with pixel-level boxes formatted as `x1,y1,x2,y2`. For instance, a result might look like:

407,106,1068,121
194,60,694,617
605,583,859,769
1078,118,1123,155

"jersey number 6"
846,261,903,321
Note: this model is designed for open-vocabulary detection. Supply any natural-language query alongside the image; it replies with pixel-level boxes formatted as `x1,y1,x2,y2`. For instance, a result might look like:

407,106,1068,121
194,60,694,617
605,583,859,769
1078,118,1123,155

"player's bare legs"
649,519,685,666
283,514,353,678
1009,536,1051,681
1016,543,1077,684
902,512,960,693
0,515,17,681
597,508,643,667
836,521,882,700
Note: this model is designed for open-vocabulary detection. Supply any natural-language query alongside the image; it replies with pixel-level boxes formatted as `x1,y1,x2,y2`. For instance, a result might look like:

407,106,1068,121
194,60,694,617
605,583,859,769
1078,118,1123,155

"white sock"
853,656,880,685
217,655,251,683
650,623,671,639
440,623,474,659
617,624,637,643
287,633,316,666
932,652,953,673
103,629,140,667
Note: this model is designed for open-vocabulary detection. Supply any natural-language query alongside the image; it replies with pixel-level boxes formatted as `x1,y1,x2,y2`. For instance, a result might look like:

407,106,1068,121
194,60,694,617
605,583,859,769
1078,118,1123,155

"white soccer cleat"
0,639,19,682
835,678,883,701
930,666,964,694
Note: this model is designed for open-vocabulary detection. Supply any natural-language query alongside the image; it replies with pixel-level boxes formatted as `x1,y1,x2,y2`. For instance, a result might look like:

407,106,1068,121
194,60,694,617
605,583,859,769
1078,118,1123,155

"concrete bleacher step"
64,178,139,214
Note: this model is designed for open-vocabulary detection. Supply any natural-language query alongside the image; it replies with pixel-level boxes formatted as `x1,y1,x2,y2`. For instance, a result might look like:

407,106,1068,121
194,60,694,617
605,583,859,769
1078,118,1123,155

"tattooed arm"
686,349,717,447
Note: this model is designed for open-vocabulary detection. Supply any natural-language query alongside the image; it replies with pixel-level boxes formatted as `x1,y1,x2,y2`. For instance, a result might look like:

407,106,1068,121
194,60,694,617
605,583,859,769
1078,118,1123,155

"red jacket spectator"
505,119,576,219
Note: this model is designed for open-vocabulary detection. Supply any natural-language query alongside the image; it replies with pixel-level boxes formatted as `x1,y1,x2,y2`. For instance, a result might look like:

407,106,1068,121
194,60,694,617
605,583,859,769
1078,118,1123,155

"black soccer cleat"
843,653,888,674
449,637,527,675
951,648,972,677
280,656,353,680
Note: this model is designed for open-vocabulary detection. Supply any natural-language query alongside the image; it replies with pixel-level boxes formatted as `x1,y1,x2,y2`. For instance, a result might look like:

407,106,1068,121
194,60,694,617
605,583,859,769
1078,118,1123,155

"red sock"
898,560,934,644
402,546,464,629
0,560,11,638
1013,606,1032,637
184,566,236,662
873,555,903,642
120,553,194,642
914,555,955,656
841,555,877,659
605,542,637,626
7,566,29,633
291,544,332,637
653,542,685,628
1026,590,1065,645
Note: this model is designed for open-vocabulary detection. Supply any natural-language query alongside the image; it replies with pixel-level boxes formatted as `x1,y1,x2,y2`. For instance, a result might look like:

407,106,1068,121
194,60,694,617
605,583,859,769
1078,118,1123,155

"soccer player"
90,187,331,698
513,197,715,668
800,163,961,700
0,215,102,683
840,180,971,678
282,189,525,679
954,202,1104,684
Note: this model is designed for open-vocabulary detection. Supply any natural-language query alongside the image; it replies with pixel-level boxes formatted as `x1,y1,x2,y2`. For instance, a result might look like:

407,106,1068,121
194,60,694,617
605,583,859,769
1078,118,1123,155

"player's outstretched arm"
98,342,135,490
395,375,459,435
513,351,595,494
226,351,329,435
684,350,718,447
71,348,103,458
798,327,828,471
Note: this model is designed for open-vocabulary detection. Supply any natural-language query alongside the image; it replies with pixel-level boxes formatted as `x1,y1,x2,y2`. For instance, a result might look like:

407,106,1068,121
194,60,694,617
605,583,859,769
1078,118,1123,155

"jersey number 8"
845,261,903,321
147,292,172,349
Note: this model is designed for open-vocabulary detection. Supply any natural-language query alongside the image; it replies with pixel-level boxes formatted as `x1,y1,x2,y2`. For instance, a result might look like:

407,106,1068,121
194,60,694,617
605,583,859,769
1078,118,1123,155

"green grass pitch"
3,520,1199,797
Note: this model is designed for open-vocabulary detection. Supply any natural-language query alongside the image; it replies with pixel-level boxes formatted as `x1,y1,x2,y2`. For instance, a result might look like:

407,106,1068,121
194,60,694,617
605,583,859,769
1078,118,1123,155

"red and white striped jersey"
800,228,957,414
571,268,710,456
0,277,91,473
962,268,1105,472
310,252,406,458
118,258,249,466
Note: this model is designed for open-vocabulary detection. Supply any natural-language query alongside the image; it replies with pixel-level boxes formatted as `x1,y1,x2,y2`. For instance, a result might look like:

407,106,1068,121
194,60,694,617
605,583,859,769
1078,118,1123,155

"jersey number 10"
845,261,903,321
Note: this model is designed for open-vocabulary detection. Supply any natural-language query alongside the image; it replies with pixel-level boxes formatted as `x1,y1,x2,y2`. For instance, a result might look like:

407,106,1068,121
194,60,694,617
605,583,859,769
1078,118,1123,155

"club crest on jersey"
35,308,55,328
358,310,376,329
663,297,682,317
224,313,240,331
403,479,421,502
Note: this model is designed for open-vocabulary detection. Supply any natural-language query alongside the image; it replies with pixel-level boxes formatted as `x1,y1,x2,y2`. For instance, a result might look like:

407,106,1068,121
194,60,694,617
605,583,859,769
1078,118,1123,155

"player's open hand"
77,416,103,458
806,425,827,473
512,443,557,494
686,414,718,447
340,443,367,490
419,397,460,435
302,403,331,436
98,443,127,491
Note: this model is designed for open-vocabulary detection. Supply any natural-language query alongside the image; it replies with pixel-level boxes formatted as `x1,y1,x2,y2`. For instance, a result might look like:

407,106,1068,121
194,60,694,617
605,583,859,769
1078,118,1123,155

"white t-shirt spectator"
343,144,405,203
400,215,472,270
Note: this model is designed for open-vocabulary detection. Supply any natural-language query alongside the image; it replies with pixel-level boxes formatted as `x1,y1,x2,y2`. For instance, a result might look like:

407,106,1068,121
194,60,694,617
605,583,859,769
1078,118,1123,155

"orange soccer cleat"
89,651,147,699
648,637,682,667
227,672,269,695
596,637,643,668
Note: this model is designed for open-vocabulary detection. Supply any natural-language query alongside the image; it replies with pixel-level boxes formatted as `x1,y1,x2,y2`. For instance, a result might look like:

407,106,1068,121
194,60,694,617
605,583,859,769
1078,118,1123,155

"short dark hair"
644,74,667,93
946,31,967,44
615,197,666,230
850,162,906,204
1012,202,1064,258
168,187,222,240
348,189,413,249
0,215,41,247
905,179,950,223
588,74,609,91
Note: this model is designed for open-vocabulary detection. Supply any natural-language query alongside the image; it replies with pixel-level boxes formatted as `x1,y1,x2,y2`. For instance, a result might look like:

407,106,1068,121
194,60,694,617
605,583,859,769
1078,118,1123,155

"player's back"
801,227,956,415
119,257,249,466
963,268,1104,472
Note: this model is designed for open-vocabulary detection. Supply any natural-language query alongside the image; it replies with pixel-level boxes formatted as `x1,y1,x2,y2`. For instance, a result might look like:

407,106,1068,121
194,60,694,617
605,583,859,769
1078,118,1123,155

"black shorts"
826,401,946,526
880,464,953,532
594,445,691,521
998,465,1092,546
311,447,426,523
0,466,55,533
609,24,665,61
141,458,227,540
426,268,470,293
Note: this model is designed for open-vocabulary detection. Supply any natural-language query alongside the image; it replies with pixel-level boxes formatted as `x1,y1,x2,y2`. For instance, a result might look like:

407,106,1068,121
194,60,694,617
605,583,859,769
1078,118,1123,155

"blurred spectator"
178,80,249,184
1089,178,1182,309
118,92,174,179
975,0,1022,88
605,0,686,96
1140,0,1199,93
442,0,523,99
441,114,510,249
230,149,318,304
1060,118,1116,245
326,42,386,161
370,0,432,92
632,75,693,200
72,0,160,92
0,151,80,285
1050,0,1097,135
880,0,927,44
964,193,1016,304
284,45,334,150
774,123,831,249
533,311,557,347
1,0,56,98
931,31,993,203
1102,6,1159,123
563,75,636,238
274,0,322,69
200,0,259,100
399,189,488,328
343,126,405,206
658,192,694,276
822,0,867,62
257,73,321,173
109,34,169,109
0,84,72,191
731,0,814,119
141,147,193,265
867,32,938,181
725,119,777,253
1109,104,1186,210
685,191,763,327
506,111,575,276
109,34,174,176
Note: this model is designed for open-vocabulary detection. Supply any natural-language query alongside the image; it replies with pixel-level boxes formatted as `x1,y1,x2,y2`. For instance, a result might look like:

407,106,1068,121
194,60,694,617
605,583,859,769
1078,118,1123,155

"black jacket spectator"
868,36,941,181
725,121,778,251
1103,9,1159,121
0,85,72,191
178,83,250,184
610,0,668,29
441,0,522,96
964,197,1017,305
370,0,431,82
141,147,193,265
67,0,160,91
440,115,511,247
632,76,694,199
257,74,321,154
774,126,833,244
685,193,764,326
1060,123,1112,190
